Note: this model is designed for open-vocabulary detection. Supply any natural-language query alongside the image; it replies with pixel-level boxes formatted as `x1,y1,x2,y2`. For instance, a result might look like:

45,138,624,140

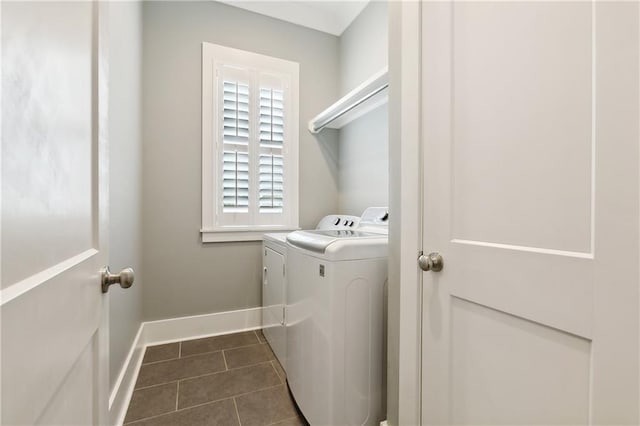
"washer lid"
286,229,388,260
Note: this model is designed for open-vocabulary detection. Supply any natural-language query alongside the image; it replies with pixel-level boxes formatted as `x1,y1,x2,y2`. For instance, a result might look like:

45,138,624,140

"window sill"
201,227,299,243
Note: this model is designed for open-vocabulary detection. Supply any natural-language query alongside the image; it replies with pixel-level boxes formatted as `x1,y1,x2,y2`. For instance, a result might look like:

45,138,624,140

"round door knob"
418,252,443,272
101,266,135,293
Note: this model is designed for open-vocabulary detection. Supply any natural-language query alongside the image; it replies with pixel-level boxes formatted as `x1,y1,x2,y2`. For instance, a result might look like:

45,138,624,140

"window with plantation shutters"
222,81,250,212
202,43,299,242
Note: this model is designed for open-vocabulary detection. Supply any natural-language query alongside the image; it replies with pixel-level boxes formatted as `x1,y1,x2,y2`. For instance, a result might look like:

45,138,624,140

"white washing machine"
285,207,389,426
262,214,361,374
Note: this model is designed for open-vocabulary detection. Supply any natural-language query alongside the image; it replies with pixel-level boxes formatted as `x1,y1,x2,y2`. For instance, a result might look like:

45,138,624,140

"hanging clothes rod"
308,67,389,134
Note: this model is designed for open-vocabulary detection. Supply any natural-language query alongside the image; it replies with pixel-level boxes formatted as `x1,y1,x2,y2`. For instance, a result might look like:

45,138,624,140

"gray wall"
108,1,144,390
338,2,389,417
338,1,389,216
142,1,340,320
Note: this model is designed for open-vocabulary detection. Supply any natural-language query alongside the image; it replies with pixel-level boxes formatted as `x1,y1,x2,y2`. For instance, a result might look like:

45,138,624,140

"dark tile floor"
124,330,308,426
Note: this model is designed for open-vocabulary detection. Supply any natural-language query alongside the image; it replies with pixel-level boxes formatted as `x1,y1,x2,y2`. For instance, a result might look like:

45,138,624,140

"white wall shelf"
308,67,388,134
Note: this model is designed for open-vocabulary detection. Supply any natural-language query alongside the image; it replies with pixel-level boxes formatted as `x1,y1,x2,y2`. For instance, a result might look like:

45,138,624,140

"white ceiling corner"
218,0,370,36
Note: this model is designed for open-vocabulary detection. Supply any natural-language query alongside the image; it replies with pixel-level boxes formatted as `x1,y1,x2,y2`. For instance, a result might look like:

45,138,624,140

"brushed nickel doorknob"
101,266,135,293
418,252,444,272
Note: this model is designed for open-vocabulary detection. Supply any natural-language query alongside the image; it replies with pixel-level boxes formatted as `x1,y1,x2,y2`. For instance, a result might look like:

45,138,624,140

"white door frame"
387,1,423,425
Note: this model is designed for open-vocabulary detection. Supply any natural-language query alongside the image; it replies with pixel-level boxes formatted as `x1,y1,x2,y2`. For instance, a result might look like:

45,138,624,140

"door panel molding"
451,239,594,260
450,296,592,425
448,1,595,256
0,248,98,305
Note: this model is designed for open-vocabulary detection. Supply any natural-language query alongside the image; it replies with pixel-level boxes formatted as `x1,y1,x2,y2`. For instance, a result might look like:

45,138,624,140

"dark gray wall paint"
108,1,143,390
338,1,389,216
141,1,340,320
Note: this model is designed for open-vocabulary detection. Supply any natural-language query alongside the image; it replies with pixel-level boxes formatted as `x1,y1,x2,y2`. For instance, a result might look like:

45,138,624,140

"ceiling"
218,0,370,36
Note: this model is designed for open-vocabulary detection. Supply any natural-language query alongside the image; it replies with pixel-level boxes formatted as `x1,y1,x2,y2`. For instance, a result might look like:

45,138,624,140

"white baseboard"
108,307,263,425
380,421,389,426
108,324,145,426
143,307,263,345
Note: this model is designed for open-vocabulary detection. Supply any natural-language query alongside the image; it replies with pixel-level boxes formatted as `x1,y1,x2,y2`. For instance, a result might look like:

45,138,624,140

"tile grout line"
180,360,277,384
124,398,236,425
180,341,262,359
133,379,180,392
175,380,180,411
271,360,285,384
265,416,299,426
139,336,266,377
222,350,229,370
135,359,276,391
141,342,182,366
233,397,242,426
223,383,286,404
139,343,262,381
127,384,287,424
134,351,284,391
143,339,263,367
141,355,180,366
180,383,286,413
123,398,228,425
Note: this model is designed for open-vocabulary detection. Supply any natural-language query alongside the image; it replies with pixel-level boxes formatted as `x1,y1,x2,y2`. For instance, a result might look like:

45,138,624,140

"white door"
1,2,110,424
421,2,639,425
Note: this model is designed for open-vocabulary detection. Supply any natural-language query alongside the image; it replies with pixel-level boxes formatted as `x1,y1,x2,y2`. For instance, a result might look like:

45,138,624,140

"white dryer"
285,207,389,426
262,214,361,374
262,233,289,368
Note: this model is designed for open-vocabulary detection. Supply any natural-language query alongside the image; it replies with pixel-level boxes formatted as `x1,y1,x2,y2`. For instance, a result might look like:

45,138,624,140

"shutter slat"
223,135,249,144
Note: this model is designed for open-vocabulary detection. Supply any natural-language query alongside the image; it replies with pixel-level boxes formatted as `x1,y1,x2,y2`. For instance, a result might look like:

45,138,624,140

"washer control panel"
316,214,361,230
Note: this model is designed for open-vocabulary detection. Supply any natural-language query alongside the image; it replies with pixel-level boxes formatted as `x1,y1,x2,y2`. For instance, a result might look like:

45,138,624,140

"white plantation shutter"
202,43,298,241
223,81,249,144
259,88,285,213
259,154,284,211
222,150,249,210
259,88,284,148
222,80,250,212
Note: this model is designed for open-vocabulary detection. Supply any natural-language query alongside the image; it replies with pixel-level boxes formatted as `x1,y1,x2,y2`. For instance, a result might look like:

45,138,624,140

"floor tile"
235,385,298,426
271,360,286,383
126,398,239,426
225,343,275,369
263,341,277,359
270,415,308,426
136,351,225,389
143,343,180,364
178,362,281,409
256,329,267,343
124,382,177,423
181,331,259,357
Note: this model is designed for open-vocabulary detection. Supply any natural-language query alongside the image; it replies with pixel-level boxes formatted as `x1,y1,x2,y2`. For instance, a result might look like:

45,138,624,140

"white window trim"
201,227,300,243
201,42,299,242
